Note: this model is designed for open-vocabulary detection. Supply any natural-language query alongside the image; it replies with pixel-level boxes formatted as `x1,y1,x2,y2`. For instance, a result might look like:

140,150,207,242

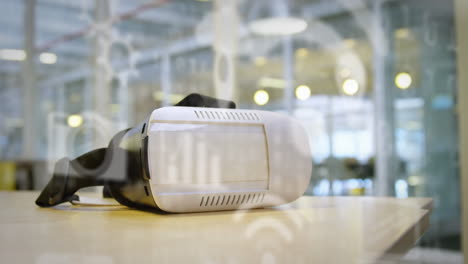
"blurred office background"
0,0,464,262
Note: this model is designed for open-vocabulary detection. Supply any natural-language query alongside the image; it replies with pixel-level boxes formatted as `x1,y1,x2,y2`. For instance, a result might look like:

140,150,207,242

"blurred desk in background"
0,192,431,264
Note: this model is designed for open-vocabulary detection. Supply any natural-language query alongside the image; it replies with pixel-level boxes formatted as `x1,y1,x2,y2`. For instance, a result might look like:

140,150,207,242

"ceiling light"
0,49,26,61
110,104,120,113
343,38,356,48
395,28,410,39
253,90,269,105
408,175,424,186
39,52,57,64
67,114,83,128
295,48,309,59
342,79,359,96
254,56,267,67
249,17,307,36
258,77,285,89
395,72,412,89
152,91,185,104
295,85,311,100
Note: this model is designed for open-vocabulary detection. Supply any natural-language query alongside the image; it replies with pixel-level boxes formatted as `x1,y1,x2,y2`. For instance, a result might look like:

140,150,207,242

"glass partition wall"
0,0,463,261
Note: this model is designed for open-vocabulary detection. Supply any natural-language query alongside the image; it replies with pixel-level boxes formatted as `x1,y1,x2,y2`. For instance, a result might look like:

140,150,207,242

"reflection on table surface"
0,192,431,264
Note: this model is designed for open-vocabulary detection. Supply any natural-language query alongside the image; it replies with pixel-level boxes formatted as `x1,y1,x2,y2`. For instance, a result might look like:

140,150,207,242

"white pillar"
282,36,294,114
454,0,468,257
92,0,112,146
372,0,395,196
21,0,36,160
161,54,172,107
213,0,239,101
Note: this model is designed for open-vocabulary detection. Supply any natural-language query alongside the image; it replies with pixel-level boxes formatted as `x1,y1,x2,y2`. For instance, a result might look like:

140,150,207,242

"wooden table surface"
0,191,432,264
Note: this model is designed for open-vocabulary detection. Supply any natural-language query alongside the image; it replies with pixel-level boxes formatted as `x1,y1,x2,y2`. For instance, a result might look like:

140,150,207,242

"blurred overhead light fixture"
248,0,306,36
408,175,424,186
39,52,57,64
295,48,309,59
395,28,410,39
67,114,83,128
405,121,421,130
343,38,356,48
258,77,285,89
153,91,185,104
253,90,269,105
254,56,267,67
110,104,120,113
0,49,26,61
249,17,307,36
295,85,311,100
342,78,359,96
395,72,412,89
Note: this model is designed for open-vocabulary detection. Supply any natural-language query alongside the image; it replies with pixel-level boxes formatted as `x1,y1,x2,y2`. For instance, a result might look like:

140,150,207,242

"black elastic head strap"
35,148,108,207
36,93,236,208
35,129,129,207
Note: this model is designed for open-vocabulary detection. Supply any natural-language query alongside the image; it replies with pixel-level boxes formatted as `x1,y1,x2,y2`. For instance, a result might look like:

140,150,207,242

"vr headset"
36,94,312,213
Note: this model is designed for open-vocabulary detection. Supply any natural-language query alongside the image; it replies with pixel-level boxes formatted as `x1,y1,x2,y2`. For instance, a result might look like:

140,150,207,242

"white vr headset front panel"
146,107,312,212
